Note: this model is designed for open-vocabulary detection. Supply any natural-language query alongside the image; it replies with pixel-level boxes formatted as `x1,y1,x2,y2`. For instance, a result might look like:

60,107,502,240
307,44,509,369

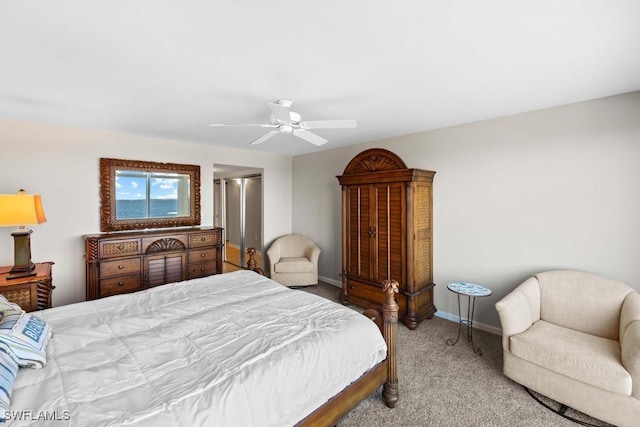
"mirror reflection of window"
115,171,190,220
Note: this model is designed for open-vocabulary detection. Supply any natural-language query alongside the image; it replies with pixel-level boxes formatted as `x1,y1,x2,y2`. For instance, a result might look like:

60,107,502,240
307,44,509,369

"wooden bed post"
246,248,266,276
246,247,257,270
382,279,399,408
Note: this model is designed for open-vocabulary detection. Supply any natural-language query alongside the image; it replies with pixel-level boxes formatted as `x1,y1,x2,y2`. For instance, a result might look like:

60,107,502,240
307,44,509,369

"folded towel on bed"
0,298,52,370
0,345,19,422
0,295,53,421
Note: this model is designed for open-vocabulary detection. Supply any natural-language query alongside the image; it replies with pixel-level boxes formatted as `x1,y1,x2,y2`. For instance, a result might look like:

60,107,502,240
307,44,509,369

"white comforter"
9,270,386,426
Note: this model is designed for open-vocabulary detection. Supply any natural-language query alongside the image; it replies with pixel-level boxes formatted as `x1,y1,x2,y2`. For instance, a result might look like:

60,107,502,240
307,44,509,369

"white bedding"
9,270,387,426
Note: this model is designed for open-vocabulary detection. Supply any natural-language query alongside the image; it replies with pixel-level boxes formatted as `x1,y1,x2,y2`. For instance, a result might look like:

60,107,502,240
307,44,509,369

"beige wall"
2,92,638,331
292,91,640,331
0,119,292,306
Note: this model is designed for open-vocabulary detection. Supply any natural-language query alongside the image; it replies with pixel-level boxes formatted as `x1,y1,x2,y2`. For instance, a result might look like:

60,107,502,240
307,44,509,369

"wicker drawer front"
187,248,217,264
99,239,141,258
100,275,142,297
188,262,217,279
189,233,216,248
100,258,141,278
1,285,36,312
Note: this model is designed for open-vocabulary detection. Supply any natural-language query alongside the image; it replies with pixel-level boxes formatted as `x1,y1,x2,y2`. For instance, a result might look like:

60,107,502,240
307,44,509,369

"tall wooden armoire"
337,148,435,329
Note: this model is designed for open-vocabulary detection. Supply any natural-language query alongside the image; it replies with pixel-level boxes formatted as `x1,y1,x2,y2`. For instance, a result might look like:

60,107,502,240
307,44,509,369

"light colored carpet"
298,282,613,427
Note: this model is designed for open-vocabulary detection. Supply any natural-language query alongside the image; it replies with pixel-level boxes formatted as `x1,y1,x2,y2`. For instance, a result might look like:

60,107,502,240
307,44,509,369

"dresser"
85,227,223,300
0,262,54,311
337,148,435,329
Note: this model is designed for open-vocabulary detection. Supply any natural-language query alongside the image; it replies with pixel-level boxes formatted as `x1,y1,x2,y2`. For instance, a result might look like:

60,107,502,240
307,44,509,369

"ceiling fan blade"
250,130,279,145
299,119,357,129
293,129,327,146
268,102,291,123
209,123,275,128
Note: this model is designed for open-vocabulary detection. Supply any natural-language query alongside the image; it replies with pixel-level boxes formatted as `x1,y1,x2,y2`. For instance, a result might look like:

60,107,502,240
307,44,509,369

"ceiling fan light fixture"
275,99,293,108
288,111,301,124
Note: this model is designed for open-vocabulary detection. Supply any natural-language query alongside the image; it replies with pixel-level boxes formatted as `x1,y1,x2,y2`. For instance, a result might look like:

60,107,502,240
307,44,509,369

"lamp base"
7,269,37,280
8,228,36,279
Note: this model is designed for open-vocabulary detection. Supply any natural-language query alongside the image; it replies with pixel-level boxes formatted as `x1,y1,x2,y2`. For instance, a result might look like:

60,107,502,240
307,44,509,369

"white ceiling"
1,1,639,156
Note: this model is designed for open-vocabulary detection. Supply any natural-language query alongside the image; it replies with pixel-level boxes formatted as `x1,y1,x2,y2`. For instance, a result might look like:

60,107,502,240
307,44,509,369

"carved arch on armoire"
341,148,408,175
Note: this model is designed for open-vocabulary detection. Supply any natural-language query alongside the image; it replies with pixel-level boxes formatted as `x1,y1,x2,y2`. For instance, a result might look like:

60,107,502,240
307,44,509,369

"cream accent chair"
267,235,321,287
495,270,640,427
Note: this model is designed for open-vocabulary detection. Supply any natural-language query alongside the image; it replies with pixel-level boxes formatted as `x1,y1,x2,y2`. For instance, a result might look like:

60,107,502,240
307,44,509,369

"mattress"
8,270,387,426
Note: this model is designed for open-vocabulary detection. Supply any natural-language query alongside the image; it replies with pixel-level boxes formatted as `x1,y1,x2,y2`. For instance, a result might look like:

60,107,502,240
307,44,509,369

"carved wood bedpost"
246,248,265,276
246,247,257,270
382,279,399,408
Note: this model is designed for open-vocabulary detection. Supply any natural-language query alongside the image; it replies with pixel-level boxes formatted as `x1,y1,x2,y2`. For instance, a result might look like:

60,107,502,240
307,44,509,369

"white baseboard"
318,275,501,336
318,275,342,287
434,311,501,335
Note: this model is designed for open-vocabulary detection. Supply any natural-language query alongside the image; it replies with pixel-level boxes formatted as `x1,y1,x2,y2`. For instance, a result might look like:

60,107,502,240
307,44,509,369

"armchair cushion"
510,320,631,395
273,257,314,273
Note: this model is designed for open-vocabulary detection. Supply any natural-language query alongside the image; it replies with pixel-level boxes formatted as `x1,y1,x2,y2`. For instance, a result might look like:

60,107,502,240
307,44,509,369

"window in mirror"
101,158,200,232
115,171,190,219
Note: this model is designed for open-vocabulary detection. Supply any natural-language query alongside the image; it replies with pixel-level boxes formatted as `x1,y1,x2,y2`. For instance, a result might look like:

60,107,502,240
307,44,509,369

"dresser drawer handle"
118,281,125,286
200,253,206,258
117,244,125,250
118,265,125,270
200,237,206,242
200,267,206,272
349,285,355,289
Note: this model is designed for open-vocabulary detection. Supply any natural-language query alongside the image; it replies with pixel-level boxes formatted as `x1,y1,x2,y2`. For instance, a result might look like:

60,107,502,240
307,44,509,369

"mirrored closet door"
213,165,263,271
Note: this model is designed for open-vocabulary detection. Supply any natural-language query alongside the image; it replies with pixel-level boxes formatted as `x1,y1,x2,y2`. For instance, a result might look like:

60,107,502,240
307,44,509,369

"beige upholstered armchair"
267,234,321,287
495,270,640,427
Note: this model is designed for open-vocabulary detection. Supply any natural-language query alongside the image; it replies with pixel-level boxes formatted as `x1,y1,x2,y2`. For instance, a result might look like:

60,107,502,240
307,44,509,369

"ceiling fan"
209,99,357,146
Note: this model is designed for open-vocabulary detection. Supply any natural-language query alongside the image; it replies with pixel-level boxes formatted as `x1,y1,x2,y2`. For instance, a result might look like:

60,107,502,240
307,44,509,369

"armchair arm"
495,277,541,352
621,321,640,399
305,243,321,266
621,291,640,399
266,243,282,271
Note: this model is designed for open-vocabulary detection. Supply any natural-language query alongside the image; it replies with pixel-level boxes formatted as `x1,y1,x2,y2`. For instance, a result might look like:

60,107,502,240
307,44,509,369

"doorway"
213,165,263,271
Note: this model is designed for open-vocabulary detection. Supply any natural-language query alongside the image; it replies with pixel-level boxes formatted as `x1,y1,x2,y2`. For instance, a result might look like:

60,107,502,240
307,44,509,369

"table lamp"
0,189,47,279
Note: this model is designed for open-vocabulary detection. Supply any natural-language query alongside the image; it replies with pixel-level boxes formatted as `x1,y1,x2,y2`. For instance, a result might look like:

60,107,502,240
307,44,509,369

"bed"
6,269,398,426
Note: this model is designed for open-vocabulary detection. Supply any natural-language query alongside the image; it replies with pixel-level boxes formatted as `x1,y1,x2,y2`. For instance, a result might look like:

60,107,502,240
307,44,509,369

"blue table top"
447,282,492,297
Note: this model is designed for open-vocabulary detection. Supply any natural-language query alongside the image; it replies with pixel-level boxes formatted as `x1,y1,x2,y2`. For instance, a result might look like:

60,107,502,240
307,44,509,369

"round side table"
446,282,492,355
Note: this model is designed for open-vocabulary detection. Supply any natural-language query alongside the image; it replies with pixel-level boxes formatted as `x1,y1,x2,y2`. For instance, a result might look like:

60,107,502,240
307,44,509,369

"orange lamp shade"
0,190,47,227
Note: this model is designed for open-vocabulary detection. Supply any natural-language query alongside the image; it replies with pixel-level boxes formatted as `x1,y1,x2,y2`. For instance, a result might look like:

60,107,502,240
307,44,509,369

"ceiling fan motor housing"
279,124,294,134
270,110,301,125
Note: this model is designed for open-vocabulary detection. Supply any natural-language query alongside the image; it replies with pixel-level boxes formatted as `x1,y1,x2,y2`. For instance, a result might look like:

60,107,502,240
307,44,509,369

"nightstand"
0,262,54,312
